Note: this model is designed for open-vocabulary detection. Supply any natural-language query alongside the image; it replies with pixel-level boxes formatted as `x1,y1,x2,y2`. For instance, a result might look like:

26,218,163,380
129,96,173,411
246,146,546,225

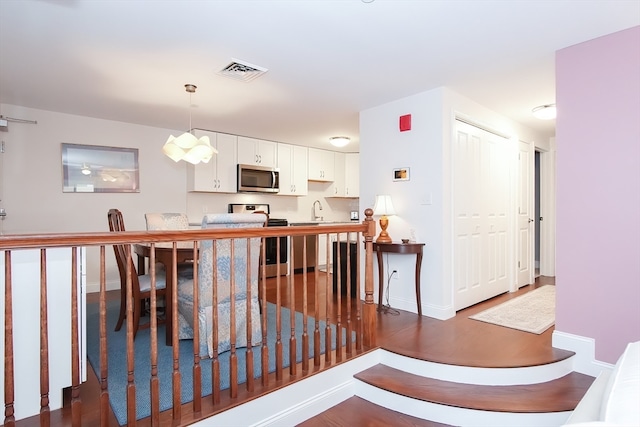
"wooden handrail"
1,210,377,426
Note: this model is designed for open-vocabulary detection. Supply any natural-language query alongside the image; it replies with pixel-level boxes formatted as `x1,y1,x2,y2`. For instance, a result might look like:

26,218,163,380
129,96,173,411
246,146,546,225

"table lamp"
373,194,396,243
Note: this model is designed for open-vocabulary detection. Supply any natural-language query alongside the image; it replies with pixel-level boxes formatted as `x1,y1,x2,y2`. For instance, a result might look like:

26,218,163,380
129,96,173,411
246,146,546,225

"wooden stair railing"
1,209,377,427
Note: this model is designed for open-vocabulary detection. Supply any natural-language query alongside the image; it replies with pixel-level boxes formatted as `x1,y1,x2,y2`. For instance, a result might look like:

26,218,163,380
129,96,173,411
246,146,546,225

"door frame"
538,141,557,277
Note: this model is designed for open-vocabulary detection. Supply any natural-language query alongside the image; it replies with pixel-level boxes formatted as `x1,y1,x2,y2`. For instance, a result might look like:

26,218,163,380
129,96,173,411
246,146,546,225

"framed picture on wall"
393,167,410,182
61,143,140,193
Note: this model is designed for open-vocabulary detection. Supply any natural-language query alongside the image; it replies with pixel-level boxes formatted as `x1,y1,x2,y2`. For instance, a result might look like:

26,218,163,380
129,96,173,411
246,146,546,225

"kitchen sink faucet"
312,200,323,221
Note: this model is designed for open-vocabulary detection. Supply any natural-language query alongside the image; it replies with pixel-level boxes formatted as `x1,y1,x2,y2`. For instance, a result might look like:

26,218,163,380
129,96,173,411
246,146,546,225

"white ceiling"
1,1,638,152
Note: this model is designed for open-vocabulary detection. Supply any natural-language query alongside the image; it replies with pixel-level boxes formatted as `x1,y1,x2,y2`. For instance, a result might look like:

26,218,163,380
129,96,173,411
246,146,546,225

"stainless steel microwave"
237,164,280,193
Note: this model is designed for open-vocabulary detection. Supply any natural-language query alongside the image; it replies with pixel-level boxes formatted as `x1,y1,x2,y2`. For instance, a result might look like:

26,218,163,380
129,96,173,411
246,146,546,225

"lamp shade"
162,133,218,164
373,195,396,216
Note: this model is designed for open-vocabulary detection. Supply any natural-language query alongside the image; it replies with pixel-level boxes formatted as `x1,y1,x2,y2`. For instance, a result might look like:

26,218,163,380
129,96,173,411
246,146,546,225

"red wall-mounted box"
399,114,411,132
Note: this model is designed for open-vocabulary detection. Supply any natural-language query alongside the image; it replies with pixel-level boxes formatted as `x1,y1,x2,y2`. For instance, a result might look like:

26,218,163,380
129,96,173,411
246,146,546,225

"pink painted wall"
556,26,640,363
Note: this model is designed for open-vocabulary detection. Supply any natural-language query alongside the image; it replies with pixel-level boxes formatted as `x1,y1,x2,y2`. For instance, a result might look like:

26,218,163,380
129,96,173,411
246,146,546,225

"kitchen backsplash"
186,182,360,224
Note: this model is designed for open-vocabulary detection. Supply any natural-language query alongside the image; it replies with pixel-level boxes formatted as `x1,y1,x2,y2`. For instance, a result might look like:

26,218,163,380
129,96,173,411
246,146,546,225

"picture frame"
61,143,140,193
393,167,410,182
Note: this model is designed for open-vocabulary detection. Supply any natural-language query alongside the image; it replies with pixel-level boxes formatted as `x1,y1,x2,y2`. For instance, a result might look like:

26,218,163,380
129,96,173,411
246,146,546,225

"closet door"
453,120,511,311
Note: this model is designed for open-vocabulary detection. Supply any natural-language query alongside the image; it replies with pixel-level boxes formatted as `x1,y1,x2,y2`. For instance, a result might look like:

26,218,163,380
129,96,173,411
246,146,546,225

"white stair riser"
354,380,572,427
381,349,575,385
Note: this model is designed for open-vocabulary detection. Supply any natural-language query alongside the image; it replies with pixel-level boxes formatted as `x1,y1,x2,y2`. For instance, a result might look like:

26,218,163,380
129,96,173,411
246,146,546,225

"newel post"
362,208,377,348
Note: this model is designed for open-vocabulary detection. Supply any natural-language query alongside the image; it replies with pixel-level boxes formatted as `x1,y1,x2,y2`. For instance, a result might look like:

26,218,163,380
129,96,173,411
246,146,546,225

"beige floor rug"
469,285,555,334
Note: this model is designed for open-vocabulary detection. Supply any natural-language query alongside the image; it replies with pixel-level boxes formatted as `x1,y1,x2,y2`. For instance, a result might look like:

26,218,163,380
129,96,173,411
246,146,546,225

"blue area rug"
86,299,347,425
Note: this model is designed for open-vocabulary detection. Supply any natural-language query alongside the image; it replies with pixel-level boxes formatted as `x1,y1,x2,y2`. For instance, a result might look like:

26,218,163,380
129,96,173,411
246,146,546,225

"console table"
373,242,425,316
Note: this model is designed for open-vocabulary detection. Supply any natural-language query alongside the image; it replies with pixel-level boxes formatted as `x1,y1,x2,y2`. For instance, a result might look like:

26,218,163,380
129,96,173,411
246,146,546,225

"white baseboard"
192,350,382,427
552,330,614,377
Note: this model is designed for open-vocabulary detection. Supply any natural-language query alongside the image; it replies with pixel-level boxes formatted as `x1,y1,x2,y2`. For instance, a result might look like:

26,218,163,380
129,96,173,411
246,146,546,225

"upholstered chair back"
177,213,267,357
144,212,190,230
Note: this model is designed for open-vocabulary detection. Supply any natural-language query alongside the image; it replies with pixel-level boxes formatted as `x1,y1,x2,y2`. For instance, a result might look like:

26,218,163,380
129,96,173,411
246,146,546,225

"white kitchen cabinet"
328,152,359,198
308,148,335,182
277,143,308,196
187,131,238,193
317,232,329,271
237,136,277,168
344,153,359,197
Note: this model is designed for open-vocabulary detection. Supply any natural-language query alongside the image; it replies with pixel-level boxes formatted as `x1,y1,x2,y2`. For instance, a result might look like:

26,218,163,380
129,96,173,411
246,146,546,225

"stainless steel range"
228,204,288,278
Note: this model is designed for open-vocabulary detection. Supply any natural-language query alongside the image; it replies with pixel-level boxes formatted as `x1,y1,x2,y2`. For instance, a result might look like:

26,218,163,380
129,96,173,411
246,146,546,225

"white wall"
0,104,357,293
359,87,547,319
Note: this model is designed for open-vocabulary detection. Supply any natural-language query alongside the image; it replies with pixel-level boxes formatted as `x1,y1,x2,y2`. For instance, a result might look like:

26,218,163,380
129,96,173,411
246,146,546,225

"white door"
453,120,511,310
517,140,534,286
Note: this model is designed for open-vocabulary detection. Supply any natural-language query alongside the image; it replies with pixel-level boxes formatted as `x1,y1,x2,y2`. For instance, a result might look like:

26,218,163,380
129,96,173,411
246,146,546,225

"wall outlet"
391,269,399,280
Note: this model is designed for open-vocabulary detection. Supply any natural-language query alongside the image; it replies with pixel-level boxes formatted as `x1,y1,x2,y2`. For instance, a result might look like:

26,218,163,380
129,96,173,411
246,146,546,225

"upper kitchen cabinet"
187,131,238,193
328,153,359,198
237,136,277,168
344,153,359,197
277,143,308,196
308,148,335,182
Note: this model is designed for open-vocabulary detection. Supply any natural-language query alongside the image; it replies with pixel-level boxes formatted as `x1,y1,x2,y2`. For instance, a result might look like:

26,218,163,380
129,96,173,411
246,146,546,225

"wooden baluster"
4,251,15,427
301,235,309,374
313,235,321,368
229,239,238,398
362,209,377,348
260,238,269,387
70,247,81,427
171,243,181,421
211,242,220,404
275,236,283,381
39,249,51,427
125,245,136,426
324,232,332,365
191,241,202,414
345,233,352,357
245,238,254,392
149,244,161,424
98,247,109,427
335,233,343,363
289,236,297,377
355,232,363,353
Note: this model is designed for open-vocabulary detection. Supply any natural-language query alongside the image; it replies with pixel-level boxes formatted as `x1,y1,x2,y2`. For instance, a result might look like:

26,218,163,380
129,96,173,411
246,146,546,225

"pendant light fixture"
162,84,217,164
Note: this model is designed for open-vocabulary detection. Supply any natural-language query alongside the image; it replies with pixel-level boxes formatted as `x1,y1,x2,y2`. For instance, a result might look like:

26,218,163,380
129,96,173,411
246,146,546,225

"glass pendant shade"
163,133,217,164
163,83,217,164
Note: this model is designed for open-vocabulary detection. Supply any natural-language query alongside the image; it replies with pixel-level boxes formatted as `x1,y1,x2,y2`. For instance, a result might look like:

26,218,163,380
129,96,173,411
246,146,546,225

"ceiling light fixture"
329,136,350,147
532,104,557,120
162,84,217,164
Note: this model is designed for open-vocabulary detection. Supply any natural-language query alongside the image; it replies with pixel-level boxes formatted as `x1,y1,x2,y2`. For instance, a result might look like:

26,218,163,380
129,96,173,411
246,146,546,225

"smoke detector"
218,59,268,82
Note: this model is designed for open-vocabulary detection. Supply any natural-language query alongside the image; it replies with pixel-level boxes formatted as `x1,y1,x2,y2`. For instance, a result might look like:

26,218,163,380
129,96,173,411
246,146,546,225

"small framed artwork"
61,143,140,193
393,167,410,182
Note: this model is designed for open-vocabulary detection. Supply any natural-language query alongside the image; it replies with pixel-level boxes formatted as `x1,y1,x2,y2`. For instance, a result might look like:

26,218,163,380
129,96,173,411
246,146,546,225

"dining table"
134,242,197,346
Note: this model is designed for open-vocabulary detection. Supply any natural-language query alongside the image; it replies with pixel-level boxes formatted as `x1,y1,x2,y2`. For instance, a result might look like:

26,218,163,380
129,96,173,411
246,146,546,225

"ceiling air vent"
218,59,268,82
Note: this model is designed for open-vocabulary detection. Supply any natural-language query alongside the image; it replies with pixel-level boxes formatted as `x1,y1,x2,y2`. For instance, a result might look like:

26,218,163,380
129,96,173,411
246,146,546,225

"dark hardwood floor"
20,274,565,426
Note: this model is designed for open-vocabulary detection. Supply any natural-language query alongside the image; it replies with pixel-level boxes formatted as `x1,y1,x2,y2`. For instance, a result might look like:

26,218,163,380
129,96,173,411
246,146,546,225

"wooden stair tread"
355,364,595,413
297,396,453,427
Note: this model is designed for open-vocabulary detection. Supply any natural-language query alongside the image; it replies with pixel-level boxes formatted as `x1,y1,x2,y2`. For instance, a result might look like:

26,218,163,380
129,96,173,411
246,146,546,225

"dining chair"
144,212,195,281
108,208,167,338
176,212,267,357
144,212,190,231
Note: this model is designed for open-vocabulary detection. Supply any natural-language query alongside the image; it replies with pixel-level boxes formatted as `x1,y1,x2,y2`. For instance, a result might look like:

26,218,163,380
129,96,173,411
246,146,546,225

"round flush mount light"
329,136,350,147
532,104,557,120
